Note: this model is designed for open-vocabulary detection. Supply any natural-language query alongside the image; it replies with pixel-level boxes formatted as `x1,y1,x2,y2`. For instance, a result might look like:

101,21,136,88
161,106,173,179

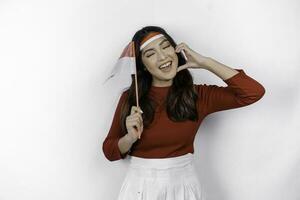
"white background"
0,0,299,199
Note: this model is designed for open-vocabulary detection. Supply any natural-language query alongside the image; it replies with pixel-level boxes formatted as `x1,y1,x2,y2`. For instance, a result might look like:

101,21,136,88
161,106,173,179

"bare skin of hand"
125,106,144,142
175,42,212,72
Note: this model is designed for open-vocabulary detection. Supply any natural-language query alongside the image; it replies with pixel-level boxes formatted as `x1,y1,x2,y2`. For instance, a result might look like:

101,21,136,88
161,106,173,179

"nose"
157,49,166,61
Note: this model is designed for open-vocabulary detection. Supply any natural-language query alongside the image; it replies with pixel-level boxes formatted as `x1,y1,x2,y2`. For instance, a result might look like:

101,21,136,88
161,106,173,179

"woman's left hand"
175,42,211,72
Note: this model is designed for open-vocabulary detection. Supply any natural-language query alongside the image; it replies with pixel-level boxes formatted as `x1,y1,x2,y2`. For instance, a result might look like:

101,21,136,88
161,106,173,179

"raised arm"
196,68,265,115
175,42,265,115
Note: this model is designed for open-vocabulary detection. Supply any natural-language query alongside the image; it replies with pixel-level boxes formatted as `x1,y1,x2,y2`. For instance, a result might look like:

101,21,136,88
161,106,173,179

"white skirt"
117,153,207,200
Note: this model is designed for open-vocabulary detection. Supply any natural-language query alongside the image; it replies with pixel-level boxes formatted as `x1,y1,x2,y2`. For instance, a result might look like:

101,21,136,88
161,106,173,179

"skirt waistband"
128,153,194,170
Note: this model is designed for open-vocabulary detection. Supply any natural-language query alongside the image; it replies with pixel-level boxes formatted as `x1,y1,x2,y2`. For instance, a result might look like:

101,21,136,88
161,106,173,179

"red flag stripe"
119,41,135,58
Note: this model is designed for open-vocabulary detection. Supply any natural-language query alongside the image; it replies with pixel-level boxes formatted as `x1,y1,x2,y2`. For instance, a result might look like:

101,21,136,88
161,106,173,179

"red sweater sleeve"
102,90,130,161
197,68,265,115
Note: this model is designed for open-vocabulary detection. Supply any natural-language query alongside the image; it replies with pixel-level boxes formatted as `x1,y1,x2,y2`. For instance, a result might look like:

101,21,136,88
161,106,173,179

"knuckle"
131,106,136,111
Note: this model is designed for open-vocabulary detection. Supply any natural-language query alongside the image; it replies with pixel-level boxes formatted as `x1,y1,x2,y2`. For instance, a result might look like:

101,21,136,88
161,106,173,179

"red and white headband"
140,32,164,51
139,31,188,60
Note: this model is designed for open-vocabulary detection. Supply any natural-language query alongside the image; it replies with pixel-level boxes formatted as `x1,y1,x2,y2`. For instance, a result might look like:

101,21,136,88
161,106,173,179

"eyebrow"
142,39,168,55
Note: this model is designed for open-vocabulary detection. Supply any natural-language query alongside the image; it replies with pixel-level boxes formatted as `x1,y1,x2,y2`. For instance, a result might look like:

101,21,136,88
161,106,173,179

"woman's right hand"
126,106,144,142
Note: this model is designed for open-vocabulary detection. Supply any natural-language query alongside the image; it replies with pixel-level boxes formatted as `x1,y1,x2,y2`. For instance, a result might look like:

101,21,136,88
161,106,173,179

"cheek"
142,57,157,69
167,50,178,64
173,56,178,67
166,48,177,59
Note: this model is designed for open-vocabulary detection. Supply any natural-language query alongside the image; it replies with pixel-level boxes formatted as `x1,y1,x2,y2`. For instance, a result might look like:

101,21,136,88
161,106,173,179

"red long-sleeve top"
102,68,265,161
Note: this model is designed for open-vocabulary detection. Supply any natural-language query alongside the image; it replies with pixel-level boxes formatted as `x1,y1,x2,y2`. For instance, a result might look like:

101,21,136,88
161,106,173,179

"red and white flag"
103,41,136,84
102,41,140,109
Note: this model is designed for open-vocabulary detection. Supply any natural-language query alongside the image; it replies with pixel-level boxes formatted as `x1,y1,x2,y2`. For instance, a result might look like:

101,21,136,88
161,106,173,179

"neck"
151,80,173,87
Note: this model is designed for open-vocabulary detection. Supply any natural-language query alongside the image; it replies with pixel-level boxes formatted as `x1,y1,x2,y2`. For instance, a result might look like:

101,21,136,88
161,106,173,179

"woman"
102,26,265,200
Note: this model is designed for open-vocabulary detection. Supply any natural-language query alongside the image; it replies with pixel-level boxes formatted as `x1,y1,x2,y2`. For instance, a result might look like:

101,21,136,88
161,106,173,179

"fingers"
175,42,190,53
128,106,144,139
129,106,143,124
139,124,144,139
130,106,143,115
126,119,142,134
127,114,143,128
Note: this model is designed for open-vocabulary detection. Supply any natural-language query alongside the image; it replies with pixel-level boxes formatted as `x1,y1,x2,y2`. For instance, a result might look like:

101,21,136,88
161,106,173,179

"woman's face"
141,36,178,87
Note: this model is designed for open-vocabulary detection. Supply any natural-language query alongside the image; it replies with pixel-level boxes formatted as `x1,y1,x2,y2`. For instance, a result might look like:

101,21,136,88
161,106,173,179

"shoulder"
193,83,214,95
193,84,213,115
193,83,225,104
119,87,130,99
110,89,130,116
116,88,130,109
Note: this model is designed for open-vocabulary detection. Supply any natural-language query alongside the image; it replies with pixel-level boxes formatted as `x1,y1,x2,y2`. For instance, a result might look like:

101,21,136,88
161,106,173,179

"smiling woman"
141,33,178,86
122,26,199,133
102,25,265,200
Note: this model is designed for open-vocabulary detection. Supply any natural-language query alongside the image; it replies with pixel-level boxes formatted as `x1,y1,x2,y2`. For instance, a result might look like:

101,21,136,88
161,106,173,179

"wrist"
125,133,136,144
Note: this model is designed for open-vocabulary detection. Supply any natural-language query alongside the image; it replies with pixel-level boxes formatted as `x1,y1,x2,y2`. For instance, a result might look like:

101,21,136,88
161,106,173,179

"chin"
155,65,177,79
164,71,177,80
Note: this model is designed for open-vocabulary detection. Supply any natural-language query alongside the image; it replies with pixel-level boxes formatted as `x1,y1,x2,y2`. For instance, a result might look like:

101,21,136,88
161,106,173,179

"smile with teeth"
159,61,172,69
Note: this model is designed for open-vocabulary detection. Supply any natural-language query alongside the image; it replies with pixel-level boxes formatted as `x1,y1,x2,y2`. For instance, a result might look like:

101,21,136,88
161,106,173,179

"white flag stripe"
102,57,136,84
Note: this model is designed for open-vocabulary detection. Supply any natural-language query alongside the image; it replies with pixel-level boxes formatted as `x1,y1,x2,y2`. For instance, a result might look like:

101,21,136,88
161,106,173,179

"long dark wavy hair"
120,26,200,133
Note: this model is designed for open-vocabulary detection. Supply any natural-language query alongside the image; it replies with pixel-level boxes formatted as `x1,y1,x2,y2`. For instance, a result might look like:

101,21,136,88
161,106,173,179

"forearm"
118,133,136,155
205,58,240,81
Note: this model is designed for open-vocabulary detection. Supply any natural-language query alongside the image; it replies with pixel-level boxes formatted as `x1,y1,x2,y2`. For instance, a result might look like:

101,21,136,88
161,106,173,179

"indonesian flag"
103,41,136,84
102,41,140,108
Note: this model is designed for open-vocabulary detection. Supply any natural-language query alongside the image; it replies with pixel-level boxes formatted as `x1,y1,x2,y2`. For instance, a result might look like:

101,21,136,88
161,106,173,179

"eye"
146,53,154,58
163,44,171,49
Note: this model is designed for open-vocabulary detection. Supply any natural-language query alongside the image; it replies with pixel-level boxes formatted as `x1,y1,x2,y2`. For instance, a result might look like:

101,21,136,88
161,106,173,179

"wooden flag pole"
132,42,142,139
134,73,139,109
132,42,139,109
